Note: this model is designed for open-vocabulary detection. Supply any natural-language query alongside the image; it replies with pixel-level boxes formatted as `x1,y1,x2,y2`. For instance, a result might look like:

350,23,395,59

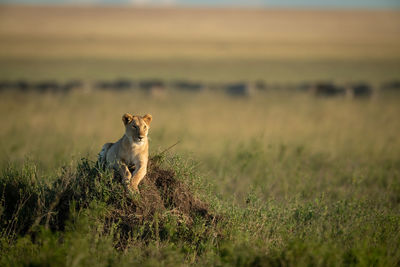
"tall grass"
1,90,399,169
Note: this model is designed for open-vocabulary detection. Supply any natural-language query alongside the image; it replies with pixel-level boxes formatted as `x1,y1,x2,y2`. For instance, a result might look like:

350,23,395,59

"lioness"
98,113,152,193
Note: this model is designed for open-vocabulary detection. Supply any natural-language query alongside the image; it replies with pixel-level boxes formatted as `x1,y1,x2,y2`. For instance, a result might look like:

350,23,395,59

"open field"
1,6,400,61
1,5,400,266
0,6,400,82
1,90,400,172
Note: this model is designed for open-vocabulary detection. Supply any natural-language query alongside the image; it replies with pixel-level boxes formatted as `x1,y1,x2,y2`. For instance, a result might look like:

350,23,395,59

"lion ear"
143,114,152,125
122,113,133,125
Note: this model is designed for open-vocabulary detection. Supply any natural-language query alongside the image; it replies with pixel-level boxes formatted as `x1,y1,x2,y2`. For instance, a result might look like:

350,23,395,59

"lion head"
122,113,152,143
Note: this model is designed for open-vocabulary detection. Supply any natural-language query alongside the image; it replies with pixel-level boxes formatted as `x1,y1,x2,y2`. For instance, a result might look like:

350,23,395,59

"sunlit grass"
1,89,399,171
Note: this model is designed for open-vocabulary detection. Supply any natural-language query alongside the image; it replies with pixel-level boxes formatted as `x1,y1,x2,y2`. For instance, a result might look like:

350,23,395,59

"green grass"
1,152,399,266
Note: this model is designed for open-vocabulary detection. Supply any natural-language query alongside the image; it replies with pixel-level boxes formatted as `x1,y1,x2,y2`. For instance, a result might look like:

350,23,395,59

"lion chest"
120,143,147,167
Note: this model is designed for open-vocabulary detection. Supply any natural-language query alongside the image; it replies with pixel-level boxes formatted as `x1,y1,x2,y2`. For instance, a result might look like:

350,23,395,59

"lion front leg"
129,161,147,192
115,162,132,189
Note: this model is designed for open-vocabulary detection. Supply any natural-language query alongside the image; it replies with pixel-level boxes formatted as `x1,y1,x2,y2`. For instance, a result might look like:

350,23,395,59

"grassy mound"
0,157,219,251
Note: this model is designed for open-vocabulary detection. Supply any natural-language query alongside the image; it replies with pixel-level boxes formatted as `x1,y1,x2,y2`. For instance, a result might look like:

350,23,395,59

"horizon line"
1,2,400,10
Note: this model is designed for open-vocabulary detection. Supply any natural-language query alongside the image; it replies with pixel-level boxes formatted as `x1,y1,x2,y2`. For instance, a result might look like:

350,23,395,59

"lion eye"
144,126,147,130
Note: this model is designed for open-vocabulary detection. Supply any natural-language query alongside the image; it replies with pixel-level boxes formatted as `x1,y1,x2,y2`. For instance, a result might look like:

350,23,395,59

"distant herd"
0,79,399,98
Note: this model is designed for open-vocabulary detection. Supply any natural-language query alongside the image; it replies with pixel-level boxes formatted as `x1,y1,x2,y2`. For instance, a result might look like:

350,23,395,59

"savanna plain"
0,5,400,266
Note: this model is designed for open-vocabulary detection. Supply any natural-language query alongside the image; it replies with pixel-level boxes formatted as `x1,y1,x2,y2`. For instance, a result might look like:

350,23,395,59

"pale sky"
1,0,399,8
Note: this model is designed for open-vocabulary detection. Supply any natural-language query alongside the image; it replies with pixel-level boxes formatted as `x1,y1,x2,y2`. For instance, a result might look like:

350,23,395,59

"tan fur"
98,113,152,193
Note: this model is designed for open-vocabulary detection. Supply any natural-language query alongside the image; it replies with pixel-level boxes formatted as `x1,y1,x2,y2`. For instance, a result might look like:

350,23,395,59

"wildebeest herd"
301,82,374,98
0,80,84,94
0,78,399,98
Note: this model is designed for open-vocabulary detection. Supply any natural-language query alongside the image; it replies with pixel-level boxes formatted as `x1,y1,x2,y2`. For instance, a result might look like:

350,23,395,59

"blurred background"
0,0,399,198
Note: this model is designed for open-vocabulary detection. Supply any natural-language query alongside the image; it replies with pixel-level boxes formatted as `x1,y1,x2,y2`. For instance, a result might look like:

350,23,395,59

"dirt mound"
140,161,210,222
52,158,217,249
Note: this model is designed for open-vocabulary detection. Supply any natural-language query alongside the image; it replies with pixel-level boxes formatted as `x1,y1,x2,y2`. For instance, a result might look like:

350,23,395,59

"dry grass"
1,6,399,60
0,90,399,172
0,5,399,82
